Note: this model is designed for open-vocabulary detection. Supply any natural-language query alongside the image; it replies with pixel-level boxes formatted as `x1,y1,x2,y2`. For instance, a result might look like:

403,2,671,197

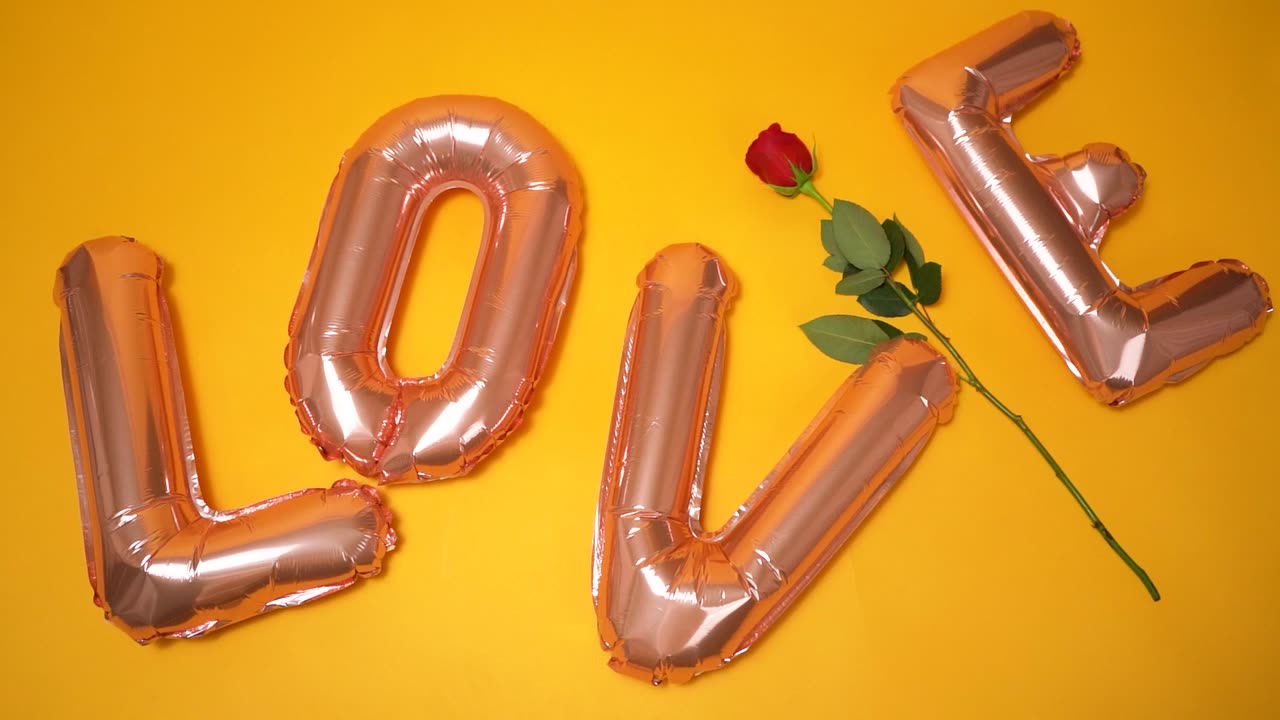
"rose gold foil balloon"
285,96,582,483
592,244,957,684
55,238,396,643
892,11,1271,405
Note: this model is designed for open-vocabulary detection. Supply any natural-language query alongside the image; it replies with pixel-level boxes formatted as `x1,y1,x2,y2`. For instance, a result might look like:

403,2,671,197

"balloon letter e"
892,11,1270,405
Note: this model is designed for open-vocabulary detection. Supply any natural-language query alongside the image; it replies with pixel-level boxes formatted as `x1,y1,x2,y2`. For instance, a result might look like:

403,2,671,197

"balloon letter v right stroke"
892,12,1270,405
592,244,957,685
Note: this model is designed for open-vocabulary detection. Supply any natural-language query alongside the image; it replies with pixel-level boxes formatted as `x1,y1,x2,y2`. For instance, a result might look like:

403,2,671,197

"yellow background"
2,0,1277,717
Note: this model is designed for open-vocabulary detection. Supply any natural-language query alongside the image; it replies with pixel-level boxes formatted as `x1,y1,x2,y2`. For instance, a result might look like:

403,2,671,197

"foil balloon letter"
285,96,583,483
592,244,957,684
892,11,1270,405
55,238,396,643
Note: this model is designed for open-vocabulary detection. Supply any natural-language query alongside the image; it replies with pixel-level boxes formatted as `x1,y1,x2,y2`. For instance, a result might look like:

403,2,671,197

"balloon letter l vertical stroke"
592,244,957,684
56,238,396,643
892,11,1270,405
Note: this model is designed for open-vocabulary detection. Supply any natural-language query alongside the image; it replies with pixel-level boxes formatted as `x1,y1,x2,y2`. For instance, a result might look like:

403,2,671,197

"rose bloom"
745,123,814,189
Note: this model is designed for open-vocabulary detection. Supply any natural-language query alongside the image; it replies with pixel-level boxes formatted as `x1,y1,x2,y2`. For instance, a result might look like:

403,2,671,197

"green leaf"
823,254,850,272
904,332,929,341
835,268,886,296
820,219,840,257
800,315,892,364
831,199,890,270
872,320,905,338
858,282,915,318
891,215,926,268
881,219,906,274
912,261,943,305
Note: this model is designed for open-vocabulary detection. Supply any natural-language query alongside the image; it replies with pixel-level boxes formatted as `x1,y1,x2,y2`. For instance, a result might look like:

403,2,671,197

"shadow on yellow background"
1,1,1276,717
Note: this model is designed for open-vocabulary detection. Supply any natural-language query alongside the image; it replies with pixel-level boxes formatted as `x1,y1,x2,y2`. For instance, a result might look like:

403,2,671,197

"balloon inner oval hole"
386,187,487,379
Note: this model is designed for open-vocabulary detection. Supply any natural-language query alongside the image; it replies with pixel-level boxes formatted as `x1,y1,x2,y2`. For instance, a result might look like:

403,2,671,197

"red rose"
745,123,815,193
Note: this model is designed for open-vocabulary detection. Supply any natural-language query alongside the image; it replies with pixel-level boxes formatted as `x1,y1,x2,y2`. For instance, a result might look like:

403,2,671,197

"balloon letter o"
286,96,583,483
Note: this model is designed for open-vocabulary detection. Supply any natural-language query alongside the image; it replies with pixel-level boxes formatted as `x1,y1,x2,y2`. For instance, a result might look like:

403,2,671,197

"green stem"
796,183,1159,600
798,180,834,213
884,281,1160,602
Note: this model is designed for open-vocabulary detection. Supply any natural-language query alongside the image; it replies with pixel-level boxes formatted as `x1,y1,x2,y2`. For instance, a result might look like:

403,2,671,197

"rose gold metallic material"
55,237,396,643
892,11,1270,405
285,96,583,482
592,244,957,684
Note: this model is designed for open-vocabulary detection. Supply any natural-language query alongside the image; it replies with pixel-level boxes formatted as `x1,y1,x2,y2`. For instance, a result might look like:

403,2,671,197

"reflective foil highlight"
592,244,957,684
55,237,396,643
892,11,1270,405
285,96,583,482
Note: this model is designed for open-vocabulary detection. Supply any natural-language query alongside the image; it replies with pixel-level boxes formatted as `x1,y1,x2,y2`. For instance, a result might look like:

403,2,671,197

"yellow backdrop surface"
2,1,1277,717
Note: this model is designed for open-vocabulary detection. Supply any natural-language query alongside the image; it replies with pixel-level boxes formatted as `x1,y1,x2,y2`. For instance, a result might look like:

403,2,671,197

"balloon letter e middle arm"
892,11,1270,405
592,244,957,685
